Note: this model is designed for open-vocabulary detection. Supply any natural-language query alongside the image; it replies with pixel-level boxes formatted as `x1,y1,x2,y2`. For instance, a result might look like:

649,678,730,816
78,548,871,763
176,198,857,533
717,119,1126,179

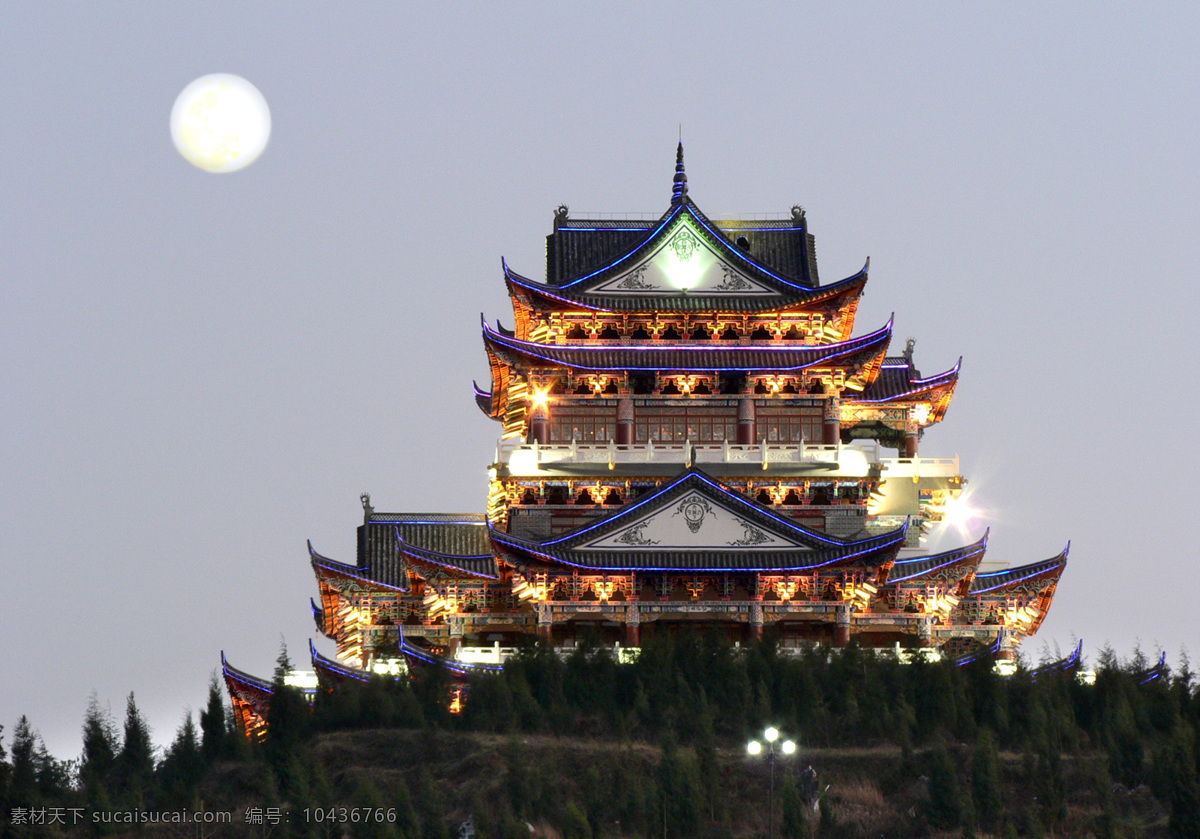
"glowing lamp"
781,740,796,755
764,726,779,743
747,740,763,756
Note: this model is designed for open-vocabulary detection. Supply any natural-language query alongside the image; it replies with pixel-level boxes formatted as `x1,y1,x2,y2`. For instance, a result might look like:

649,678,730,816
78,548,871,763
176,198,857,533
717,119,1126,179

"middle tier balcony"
494,438,960,482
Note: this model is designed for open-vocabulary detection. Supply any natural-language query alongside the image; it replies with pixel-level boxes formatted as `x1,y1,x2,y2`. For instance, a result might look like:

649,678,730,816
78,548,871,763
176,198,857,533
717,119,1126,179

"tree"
9,716,40,805
113,693,155,807
926,741,963,829
780,775,812,839
80,694,119,801
1154,733,1200,839
970,728,1003,832
656,733,701,837
199,673,229,762
158,711,204,804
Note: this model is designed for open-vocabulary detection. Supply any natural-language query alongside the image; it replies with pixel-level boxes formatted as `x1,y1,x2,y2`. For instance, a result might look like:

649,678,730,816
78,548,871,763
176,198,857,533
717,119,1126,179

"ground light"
747,727,797,839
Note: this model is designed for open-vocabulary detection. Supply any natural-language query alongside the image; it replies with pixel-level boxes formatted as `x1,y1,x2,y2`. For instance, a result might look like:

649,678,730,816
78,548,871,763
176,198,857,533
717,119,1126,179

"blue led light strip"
887,547,986,583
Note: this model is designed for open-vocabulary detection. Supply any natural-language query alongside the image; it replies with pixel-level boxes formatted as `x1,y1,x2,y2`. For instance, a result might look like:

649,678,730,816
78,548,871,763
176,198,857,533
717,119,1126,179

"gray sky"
4,3,1198,759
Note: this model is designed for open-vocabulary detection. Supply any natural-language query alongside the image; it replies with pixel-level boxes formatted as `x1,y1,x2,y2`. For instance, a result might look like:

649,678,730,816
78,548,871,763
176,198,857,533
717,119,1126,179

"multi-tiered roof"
223,148,1067,733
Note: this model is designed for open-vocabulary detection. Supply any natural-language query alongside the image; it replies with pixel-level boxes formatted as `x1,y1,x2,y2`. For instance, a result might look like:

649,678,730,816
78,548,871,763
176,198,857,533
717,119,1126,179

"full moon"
170,74,271,173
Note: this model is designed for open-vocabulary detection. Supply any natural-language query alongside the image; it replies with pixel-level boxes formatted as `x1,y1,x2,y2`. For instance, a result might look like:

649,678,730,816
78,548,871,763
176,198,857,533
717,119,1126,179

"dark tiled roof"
490,468,905,572
309,639,370,683
854,357,961,403
545,197,819,289
221,652,273,693
354,518,494,586
886,531,988,583
967,545,1069,595
402,541,498,580
506,261,866,314
483,319,892,375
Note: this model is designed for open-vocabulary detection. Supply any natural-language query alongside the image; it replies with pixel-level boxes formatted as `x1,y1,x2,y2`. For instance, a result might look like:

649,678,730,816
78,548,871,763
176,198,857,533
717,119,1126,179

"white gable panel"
583,492,807,551
584,222,775,297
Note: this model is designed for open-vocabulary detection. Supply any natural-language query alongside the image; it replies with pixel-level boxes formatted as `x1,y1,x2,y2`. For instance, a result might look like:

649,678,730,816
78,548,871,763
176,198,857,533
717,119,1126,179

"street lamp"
747,727,797,839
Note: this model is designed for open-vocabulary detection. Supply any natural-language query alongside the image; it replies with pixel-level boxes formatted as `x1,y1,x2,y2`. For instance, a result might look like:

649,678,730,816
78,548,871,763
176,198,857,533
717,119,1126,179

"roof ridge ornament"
671,142,688,205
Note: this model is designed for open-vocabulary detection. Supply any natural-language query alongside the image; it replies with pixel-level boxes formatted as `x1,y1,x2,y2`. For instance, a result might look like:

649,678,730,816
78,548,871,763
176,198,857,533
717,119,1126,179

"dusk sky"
4,4,1198,759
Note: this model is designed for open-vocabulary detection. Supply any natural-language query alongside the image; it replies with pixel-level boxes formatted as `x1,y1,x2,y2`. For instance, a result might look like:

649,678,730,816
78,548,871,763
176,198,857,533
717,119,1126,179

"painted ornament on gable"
582,490,808,551
674,493,713,533
670,229,699,261
584,218,776,297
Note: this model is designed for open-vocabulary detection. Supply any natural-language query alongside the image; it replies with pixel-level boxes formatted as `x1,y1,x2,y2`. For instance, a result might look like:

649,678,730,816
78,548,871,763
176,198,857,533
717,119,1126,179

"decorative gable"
584,216,776,298
583,489,808,551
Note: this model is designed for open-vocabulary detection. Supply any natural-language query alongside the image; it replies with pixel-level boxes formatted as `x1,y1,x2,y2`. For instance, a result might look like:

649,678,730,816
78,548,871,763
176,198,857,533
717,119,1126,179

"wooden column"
616,394,634,445
834,604,852,647
822,398,841,445
624,604,640,647
904,432,919,458
749,603,764,642
536,603,552,642
738,394,756,444
904,414,919,457
528,396,549,444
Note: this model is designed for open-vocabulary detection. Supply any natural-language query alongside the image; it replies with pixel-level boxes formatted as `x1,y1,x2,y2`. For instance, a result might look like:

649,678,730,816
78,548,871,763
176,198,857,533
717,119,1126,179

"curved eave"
473,381,494,416
481,317,892,380
221,652,274,697
557,199,819,294
967,543,1069,596
505,258,869,315
310,598,325,635
849,358,961,424
400,541,499,581
481,321,511,420
954,636,1004,667
309,540,407,593
489,524,905,573
1031,639,1084,681
399,627,503,677
1138,652,1169,685
883,529,988,587
309,639,371,684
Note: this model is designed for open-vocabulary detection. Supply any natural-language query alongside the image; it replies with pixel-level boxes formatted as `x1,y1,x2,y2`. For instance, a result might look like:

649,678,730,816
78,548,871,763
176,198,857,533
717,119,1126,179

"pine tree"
158,711,204,804
80,693,119,802
926,741,963,829
114,693,155,808
0,723,9,816
199,673,229,762
9,716,39,805
1159,734,1200,839
780,775,812,838
970,728,1003,832
655,733,701,837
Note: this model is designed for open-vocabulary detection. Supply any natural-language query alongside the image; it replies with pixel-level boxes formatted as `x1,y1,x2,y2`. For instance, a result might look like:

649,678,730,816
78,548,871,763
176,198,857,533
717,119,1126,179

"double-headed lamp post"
747,727,796,839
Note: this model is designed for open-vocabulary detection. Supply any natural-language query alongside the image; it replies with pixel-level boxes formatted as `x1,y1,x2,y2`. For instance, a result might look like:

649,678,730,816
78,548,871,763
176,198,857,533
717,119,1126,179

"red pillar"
738,395,756,444
904,432,919,458
616,395,634,445
529,406,548,444
834,605,851,647
822,399,840,445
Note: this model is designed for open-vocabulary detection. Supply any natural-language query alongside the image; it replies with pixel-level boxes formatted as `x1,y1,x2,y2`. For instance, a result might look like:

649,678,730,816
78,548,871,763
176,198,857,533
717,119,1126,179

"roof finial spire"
671,140,688,205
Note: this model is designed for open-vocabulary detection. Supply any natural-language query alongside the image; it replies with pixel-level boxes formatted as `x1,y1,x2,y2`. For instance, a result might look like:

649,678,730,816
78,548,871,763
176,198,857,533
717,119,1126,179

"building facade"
225,148,1067,731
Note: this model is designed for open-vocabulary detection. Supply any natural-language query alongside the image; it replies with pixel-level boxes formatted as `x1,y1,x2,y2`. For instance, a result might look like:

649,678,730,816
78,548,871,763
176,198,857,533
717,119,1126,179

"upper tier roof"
490,468,906,572
482,317,892,379
517,143,868,313
507,259,869,315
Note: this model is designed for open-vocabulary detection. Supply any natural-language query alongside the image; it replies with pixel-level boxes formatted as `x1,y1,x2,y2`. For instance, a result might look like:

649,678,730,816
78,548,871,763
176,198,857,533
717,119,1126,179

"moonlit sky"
4,5,1198,759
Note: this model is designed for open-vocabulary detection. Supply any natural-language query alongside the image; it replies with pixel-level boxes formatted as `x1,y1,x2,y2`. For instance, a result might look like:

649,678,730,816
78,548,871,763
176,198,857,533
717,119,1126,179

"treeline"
2,636,1199,838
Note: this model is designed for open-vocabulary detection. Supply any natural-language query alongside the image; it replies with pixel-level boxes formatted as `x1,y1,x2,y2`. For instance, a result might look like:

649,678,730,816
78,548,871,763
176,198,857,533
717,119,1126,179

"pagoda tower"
224,148,1067,729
